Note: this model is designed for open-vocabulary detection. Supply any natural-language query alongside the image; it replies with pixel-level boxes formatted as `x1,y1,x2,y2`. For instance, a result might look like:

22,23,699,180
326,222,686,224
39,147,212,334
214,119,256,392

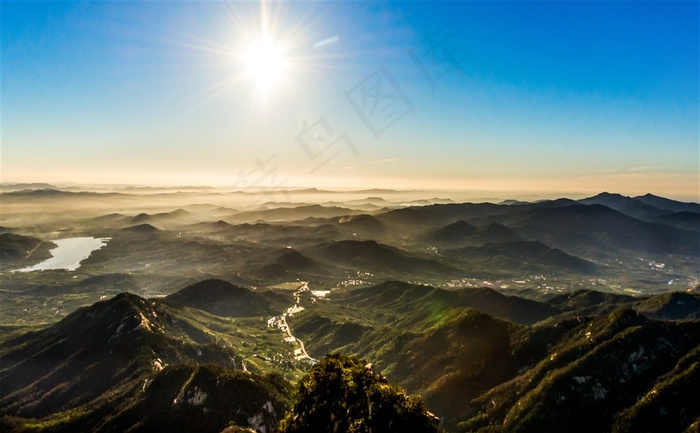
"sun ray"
166,0,351,134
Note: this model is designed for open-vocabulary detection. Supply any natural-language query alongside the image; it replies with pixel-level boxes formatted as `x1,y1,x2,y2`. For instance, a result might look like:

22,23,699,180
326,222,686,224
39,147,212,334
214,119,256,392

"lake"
15,237,110,272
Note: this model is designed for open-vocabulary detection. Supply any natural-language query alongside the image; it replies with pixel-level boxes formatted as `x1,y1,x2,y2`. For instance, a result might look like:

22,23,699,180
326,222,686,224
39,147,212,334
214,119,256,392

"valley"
4,2,697,432
267,281,316,364
0,186,698,432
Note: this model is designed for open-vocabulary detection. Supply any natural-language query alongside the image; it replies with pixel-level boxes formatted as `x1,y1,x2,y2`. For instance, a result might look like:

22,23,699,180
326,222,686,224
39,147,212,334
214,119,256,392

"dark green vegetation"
289,281,700,432
459,310,700,433
0,187,698,432
0,282,296,432
1,278,699,432
279,353,439,433
1,362,291,433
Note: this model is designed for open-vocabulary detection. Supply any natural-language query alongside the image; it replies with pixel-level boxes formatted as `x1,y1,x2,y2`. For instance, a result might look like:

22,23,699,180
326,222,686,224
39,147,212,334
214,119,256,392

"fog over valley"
2,1,698,432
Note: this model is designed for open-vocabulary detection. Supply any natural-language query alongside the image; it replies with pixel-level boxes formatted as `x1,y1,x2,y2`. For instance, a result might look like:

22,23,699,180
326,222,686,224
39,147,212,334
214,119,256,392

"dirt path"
25,241,44,259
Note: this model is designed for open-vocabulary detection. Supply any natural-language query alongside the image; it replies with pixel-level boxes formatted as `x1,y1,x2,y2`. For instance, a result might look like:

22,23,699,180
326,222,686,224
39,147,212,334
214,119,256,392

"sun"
243,38,288,100
191,2,321,110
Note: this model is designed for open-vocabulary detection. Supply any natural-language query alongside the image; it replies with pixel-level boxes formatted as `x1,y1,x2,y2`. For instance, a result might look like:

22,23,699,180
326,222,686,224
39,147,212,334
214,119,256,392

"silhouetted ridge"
446,240,598,274
426,220,477,243
579,192,663,219
347,280,439,307
275,249,320,270
334,281,558,325
634,292,700,320
546,289,637,310
231,204,359,222
634,193,700,213
452,286,561,325
169,208,190,217
337,214,386,234
477,222,520,240
165,279,283,317
121,223,160,233
0,233,46,260
653,211,700,232
511,203,699,255
311,240,455,275
1,188,78,197
90,212,127,223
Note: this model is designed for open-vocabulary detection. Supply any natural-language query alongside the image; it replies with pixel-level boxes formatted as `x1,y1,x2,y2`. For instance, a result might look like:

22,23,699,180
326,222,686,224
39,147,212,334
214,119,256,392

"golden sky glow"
1,2,698,202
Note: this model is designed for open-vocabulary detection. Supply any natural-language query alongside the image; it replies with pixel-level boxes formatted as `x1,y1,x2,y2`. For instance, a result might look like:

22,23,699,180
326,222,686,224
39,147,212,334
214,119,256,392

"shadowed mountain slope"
445,240,599,275
460,310,700,433
304,240,460,277
331,281,560,326
652,211,700,232
579,192,668,220
632,292,700,320
0,293,242,419
505,204,699,256
633,193,700,214
164,279,288,317
0,233,54,262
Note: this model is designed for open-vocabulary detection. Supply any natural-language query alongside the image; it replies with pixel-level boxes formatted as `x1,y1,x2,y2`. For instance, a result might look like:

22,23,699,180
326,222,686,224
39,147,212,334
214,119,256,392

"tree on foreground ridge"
278,353,440,433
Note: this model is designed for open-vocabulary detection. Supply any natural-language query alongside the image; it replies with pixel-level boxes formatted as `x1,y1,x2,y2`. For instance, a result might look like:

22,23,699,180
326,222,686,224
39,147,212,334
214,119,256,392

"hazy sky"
2,1,698,199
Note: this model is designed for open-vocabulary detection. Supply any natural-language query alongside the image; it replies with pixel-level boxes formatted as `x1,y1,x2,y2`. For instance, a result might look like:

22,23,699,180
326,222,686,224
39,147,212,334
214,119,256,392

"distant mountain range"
1,190,699,432
0,188,121,198
2,191,698,302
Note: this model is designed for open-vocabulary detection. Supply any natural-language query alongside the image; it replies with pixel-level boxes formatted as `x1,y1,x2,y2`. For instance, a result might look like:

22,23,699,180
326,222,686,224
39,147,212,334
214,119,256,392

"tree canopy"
279,353,440,433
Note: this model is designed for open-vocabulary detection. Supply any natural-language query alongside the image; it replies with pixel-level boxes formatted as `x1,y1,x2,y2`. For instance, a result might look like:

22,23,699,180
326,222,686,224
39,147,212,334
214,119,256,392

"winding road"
267,281,316,363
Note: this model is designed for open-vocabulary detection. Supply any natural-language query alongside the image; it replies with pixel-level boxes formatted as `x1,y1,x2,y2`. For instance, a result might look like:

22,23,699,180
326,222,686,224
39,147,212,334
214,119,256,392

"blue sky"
2,1,698,199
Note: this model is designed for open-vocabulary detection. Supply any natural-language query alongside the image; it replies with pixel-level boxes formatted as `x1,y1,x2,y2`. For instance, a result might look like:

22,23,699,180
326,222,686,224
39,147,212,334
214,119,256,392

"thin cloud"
313,36,339,49
628,166,666,172
365,158,396,165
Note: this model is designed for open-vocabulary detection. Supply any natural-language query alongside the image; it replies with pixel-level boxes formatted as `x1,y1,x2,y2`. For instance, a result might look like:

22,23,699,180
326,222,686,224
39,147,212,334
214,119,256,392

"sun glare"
190,2,323,112
243,38,288,100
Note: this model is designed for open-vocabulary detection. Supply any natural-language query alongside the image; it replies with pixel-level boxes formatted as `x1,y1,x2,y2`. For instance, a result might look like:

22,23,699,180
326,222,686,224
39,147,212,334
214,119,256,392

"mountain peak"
165,279,278,317
168,279,247,298
580,192,634,202
121,223,161,234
